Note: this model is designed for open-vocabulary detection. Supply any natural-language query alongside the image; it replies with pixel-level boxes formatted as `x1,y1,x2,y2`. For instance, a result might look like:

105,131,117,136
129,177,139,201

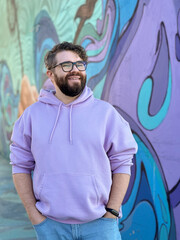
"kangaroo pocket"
36,172,100,222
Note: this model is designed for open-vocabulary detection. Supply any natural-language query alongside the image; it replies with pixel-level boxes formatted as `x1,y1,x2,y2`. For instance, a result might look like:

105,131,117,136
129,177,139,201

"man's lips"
67,76,81,81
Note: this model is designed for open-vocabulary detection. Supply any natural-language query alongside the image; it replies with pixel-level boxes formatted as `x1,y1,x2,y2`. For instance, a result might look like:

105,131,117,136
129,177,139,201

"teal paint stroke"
87,44,105,57
118,0,138,34
102,0,107,14
93,74,106,99
82,39,92,49
159,224,168,240
81,16,109,50
121,135,171,236
137,63,172,130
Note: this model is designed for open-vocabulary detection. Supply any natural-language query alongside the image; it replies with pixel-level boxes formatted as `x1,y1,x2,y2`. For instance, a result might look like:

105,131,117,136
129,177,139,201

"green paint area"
77,16,108,46
93,75,106,99
0,157,36,240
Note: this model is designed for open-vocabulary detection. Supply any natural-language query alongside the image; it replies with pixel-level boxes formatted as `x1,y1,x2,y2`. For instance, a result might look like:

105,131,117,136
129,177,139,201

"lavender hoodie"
10,86,137,224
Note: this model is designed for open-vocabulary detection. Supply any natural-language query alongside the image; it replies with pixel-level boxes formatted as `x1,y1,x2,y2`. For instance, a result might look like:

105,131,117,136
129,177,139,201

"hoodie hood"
38,86,93,144
38,85,93,106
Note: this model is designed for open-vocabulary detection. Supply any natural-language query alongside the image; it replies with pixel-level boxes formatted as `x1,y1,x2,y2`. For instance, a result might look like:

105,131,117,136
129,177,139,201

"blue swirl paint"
120,135,171,238
137,63,171,130
35,37,56,90
119,0,138,33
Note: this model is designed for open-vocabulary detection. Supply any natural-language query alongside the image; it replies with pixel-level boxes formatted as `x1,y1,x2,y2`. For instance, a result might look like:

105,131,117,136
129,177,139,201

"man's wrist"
106,202,121,212
105,207,119,217
27,208,46,224
103,211,117,219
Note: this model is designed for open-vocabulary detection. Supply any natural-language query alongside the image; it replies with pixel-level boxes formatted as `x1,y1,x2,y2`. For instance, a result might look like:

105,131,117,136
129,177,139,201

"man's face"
53,51,87,97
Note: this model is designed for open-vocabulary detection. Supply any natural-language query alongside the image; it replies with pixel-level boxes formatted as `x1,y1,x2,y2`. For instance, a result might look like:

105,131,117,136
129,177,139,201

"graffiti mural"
0,0,179,239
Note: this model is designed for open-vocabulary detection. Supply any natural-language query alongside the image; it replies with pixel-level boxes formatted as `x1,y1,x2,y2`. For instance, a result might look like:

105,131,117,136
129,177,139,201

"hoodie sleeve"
10,110,35,174
106,110,138,175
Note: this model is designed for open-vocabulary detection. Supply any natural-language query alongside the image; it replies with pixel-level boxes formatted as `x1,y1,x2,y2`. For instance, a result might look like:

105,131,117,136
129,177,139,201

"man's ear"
46,70,53,79
46,70,55,84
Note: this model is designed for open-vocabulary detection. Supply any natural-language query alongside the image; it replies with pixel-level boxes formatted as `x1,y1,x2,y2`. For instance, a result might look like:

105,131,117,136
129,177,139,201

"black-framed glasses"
51,61,87,72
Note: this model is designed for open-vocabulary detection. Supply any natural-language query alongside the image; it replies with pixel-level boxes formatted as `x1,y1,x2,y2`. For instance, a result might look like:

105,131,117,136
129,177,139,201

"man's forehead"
55,50,82,62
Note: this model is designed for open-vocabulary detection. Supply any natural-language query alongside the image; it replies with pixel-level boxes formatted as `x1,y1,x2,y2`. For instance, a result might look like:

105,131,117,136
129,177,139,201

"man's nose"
71,63,79,72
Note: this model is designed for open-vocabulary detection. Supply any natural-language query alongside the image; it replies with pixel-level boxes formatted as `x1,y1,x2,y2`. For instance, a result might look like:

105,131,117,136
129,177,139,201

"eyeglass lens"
61,62,86,72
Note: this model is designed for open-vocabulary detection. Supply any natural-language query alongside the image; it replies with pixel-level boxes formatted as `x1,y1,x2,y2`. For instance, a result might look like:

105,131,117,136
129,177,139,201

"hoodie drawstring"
40,87,93,144
49,104,62,143
49,104,73,144
69,105,73,144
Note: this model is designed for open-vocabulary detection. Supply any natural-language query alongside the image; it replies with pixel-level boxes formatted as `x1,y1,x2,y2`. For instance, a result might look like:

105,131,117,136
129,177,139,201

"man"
10,42,137,240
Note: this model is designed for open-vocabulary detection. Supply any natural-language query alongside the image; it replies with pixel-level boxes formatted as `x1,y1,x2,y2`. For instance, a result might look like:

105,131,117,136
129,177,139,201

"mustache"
66,72,84,78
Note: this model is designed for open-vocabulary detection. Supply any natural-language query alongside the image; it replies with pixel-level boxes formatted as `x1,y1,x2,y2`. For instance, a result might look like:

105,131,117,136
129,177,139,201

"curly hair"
44,42,88,70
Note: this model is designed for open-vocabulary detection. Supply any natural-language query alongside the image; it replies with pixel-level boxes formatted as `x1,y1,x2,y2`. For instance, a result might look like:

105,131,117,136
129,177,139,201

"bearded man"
10,42,137,240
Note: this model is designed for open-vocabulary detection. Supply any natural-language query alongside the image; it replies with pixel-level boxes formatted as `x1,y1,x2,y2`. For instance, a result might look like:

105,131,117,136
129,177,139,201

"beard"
54,71,86,97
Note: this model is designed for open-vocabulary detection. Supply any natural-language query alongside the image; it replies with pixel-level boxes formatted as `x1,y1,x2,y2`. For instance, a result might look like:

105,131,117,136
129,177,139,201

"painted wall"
0,0,179,239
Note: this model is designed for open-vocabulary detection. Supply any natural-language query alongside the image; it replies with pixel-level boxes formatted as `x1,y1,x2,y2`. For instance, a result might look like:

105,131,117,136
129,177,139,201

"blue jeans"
33,217,122,240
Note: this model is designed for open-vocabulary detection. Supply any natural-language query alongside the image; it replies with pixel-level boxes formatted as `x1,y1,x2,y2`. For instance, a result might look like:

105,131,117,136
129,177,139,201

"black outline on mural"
148,22,171,117
168,178,180,208
136,22,171,131
175,9,180,61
